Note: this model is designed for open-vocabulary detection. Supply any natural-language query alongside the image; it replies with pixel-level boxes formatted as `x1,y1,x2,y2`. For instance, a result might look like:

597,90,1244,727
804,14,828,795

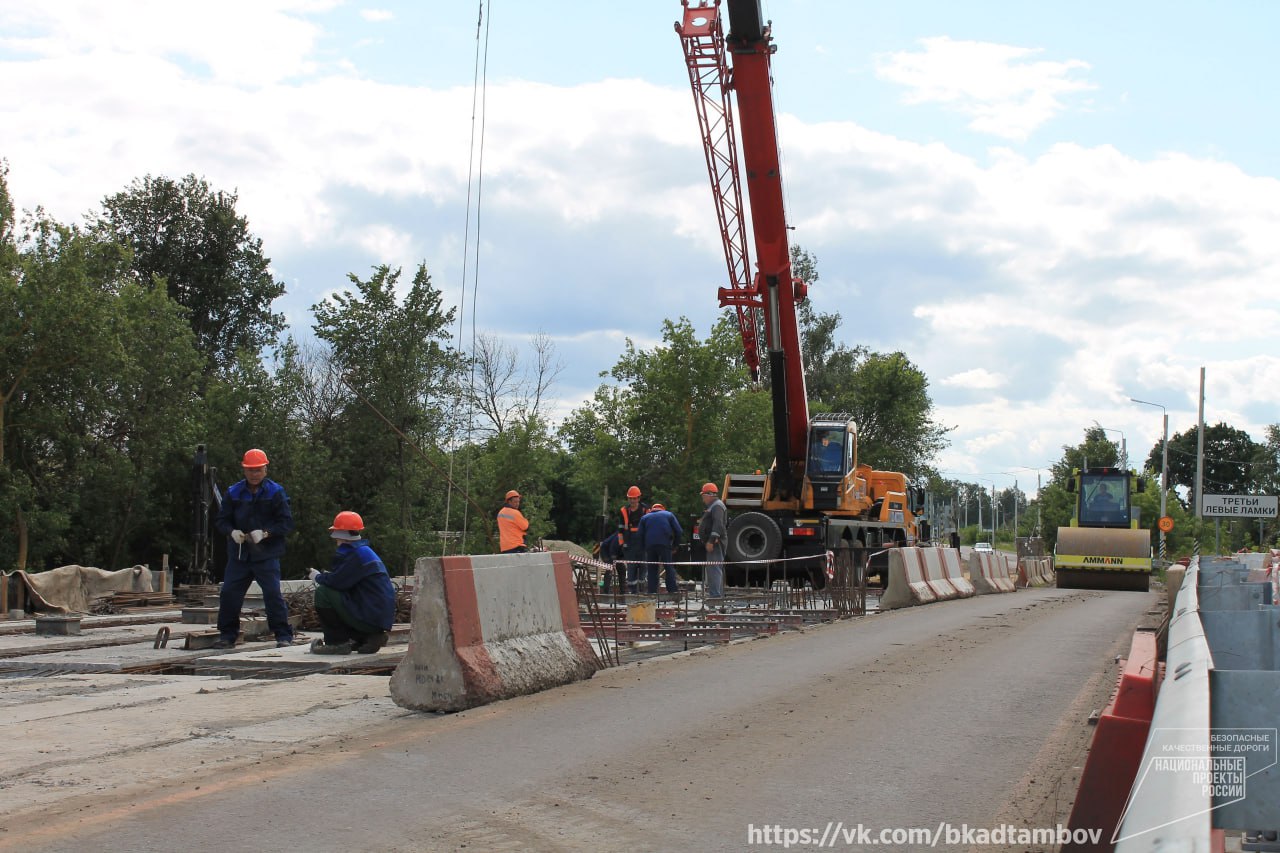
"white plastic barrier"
880,547,975,610
970,552,1016,595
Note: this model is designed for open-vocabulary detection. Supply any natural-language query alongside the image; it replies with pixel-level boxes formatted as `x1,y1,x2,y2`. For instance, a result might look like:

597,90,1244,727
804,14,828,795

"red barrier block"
1063,629,1160,852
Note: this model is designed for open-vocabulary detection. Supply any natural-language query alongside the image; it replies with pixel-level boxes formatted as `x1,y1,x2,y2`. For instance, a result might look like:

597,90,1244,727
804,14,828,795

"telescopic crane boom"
677,0,809,501
678,0,924,588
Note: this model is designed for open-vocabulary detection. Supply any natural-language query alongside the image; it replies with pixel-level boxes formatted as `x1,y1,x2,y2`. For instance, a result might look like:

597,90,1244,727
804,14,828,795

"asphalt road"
13,587,1154,853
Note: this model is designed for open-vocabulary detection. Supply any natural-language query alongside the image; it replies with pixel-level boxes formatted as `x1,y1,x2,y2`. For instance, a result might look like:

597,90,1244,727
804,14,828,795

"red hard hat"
701,482,719,495
505,489,521,500
241,448,269,467
626,486,641,498
651,503,665,511
329,511,364,532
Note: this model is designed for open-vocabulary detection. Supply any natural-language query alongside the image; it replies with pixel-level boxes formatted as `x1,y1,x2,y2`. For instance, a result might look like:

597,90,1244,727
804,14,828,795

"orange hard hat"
626,486,641,498
505,489,521,500
241,448,269,467
701,482,719,495
329,511,364,532
651,503,665,511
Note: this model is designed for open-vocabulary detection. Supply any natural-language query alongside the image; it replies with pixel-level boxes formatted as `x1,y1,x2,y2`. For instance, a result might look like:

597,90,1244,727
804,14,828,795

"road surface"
5,586,1155,852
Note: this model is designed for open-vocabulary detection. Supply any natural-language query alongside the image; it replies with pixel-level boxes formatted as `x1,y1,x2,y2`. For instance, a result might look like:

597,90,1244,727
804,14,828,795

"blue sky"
3,0,1278,498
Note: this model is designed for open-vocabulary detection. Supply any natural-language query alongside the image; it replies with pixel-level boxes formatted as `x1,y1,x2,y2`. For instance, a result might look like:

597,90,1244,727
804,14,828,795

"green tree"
1146,423,1261,508
92,174,285,373
0,198,133,569
560,316,772,525
313,264,464,572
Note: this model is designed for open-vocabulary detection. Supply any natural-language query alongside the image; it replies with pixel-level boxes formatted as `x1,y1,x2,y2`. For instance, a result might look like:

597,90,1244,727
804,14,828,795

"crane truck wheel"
725,512,782,587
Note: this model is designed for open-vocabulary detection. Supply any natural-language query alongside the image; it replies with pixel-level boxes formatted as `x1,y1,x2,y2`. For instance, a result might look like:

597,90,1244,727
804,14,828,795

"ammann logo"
1083,556,1123,565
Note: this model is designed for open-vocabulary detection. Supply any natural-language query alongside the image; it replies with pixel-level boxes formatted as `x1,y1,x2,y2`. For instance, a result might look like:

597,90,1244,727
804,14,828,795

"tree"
1147,423,1261,509
92,174,285,373
313,264,464,572
0,199,132,569
560,316,772,526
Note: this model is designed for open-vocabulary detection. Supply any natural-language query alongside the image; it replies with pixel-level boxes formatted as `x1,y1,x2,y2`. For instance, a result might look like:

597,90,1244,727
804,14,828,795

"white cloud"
875,36,1095,140
942,368,1006,390
360,8,394,22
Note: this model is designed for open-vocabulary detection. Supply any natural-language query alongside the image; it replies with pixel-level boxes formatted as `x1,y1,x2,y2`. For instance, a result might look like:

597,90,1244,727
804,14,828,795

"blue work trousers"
704,544,725,599
644,545,679,595
218,556,292,643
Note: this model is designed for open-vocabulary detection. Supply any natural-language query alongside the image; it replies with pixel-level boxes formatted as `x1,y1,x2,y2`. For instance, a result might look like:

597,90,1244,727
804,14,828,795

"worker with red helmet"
497,490,530,553
697,482,728,601
212,448,296,648
306,511,396,655
636,502,683,595
619,485,650,593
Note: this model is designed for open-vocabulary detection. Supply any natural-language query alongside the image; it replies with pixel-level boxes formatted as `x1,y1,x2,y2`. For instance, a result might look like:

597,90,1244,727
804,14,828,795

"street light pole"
1093,420,1127,470
1130,398,1169,563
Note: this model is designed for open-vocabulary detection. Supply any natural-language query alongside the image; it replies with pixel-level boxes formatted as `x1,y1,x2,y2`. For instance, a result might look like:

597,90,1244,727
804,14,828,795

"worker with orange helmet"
497,489,530,553
306,511,396,655
618,485,650,593
212,448,296,648
697,481,728,601
636,502,683,595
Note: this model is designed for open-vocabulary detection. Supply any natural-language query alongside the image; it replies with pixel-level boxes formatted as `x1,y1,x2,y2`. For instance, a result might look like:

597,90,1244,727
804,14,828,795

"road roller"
1055,466,1152,591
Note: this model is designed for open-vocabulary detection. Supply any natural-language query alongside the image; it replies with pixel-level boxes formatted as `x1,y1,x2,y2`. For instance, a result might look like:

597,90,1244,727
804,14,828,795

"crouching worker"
307,511,396,655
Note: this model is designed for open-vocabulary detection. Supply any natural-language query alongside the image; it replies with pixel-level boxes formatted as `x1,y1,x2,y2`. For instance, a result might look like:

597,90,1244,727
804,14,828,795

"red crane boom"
677,0,810,499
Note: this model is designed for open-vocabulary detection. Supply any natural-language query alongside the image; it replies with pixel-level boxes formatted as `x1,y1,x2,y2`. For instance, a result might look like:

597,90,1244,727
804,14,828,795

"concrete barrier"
390,551,599,712
939,548,976,597
970,552,1016,595
1016,556,1054,588
880,547,974,610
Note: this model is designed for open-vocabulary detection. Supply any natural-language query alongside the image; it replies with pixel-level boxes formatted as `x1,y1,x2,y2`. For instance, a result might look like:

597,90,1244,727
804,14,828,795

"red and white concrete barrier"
390,551,599,712
880,547,975,610
970,552,1016,595
1017,557,1054,588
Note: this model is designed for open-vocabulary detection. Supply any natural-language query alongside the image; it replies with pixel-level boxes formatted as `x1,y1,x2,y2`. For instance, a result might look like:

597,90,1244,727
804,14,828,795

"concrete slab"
0,621,221,657
0,638,288,673
191,641,404,677
0,672,407,825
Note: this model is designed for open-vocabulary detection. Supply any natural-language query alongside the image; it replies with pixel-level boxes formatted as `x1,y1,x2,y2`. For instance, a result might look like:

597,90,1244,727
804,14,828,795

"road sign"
1200,494,1279,519
1157,516,1174,533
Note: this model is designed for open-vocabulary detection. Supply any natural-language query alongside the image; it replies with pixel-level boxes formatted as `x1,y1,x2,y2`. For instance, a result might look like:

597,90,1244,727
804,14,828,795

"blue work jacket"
315,540,396,631
214,478,294,562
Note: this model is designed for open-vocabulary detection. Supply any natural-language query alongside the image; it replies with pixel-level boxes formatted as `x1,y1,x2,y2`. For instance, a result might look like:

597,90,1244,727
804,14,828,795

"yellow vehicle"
1055,466,1151,591
721,415,921,588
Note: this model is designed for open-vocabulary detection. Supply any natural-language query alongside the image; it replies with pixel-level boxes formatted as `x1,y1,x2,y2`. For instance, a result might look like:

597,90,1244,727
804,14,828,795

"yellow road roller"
1055,466,1152,591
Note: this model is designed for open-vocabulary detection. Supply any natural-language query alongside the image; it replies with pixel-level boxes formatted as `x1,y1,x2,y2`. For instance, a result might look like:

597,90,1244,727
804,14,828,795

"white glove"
307,568,320,581
230,530,247,544
249,529,267,544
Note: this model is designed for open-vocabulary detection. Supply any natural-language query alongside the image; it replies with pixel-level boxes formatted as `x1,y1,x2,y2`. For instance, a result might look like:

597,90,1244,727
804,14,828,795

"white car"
973,541,994,553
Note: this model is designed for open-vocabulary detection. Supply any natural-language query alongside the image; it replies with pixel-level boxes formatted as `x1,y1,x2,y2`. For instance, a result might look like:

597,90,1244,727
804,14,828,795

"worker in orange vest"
619,485,650,592
497,490,529,553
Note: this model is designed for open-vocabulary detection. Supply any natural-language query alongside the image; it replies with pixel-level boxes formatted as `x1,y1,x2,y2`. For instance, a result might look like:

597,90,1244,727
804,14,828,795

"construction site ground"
0,583,1160,853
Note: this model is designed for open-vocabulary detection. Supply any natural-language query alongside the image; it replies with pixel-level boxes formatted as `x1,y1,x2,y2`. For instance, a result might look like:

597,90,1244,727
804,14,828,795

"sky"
3,0,1279,499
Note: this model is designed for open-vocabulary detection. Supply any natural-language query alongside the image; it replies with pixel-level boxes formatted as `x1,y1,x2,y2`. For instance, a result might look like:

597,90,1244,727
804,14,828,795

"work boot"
309,638,353,655
211,638,237,649
355,631,389,654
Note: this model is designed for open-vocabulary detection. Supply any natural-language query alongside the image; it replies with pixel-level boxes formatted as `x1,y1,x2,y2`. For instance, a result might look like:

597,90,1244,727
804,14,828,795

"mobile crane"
676,0,921,587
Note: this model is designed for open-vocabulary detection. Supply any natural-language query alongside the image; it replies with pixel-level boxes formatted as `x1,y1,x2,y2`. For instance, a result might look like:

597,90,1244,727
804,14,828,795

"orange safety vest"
497,506,529,551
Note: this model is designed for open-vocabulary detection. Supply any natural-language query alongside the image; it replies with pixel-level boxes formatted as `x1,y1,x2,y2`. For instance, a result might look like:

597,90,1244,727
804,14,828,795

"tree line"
1,165,950,579
933,423,1280,556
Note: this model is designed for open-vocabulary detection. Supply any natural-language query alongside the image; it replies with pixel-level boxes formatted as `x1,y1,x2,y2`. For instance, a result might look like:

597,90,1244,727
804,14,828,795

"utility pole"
1196,367,1206,555
1130,398,1169,563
